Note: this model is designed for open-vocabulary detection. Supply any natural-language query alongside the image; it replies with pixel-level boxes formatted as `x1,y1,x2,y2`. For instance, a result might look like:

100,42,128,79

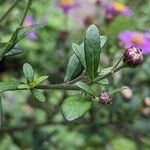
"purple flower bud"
123,46,144,67
99,92,111,105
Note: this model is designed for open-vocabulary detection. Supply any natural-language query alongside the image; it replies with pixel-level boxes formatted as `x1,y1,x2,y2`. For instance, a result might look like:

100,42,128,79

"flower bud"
123,46,143,67
121,86,133,100
99,92,111,105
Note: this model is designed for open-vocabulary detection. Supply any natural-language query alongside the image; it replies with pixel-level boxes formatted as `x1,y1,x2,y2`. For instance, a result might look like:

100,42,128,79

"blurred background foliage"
0,0,150,149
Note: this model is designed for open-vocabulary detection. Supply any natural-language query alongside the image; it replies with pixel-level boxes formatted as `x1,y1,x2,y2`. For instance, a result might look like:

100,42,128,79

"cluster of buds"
123,46,144,67
99,92,111,105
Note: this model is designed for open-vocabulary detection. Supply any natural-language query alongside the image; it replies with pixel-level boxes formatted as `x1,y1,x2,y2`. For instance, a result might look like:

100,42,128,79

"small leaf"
110,87,127,95
84,25,101,81
76,81,95,97
62,95,92,121
34,76,49,86
16,24,44,42
72,43,86,69
0,81,21,93
18,84,30,89
64,53,83,82
23,63,34,82
32,89,46,102
5,45,23,57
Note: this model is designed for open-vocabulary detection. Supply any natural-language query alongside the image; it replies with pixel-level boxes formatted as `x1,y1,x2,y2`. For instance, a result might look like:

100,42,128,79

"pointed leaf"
23,63,34,82
62,95,92,121
84,25,101,81
76,81,95,96
100,36,107,47
32,89,46,102
64,54,83,82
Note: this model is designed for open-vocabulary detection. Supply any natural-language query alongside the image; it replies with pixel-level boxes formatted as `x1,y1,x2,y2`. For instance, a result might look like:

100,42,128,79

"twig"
0,0,20,24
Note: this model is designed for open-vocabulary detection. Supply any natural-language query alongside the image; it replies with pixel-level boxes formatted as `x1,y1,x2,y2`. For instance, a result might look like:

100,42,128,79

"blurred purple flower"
118,31,150,54
23,16,37,40
57,0,79,14
104,1,132,19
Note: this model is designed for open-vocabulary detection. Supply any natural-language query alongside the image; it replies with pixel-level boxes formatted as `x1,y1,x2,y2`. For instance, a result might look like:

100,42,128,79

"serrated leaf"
0,81,21,93
64,53,83,82
84,25,101,81
76,81,95,96
72,43,86,69
62,95,92,121
34,76,49,86
32,89,46,102
23,63,34,82
18,84,30,89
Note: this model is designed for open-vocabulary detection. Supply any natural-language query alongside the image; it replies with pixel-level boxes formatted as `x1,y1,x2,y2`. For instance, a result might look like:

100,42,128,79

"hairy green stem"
0,0,20,24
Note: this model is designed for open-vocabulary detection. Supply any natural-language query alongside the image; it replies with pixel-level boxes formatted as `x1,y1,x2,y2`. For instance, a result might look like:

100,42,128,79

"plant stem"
0,0,33,60
0,0,20,24
91,64,126,84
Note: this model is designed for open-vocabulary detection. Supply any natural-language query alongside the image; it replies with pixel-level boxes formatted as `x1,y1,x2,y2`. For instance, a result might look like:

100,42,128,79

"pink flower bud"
123,46,144,67
99,92,111,105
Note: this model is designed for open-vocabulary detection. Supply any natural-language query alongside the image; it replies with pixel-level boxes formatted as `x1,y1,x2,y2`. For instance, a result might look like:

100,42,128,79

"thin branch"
91,64,126,84
0,0,20,24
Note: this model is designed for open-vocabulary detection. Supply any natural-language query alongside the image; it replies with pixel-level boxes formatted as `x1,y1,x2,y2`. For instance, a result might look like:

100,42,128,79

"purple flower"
57,0,79,14
104,1,132,19
118,30,150,54
23,16,37,40
99,91,111,105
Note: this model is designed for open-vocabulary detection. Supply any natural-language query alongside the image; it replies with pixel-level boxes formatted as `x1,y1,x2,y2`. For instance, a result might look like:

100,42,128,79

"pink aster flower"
104,1,132,19
57,0,79,14
118,30,150,54
23,16,37,40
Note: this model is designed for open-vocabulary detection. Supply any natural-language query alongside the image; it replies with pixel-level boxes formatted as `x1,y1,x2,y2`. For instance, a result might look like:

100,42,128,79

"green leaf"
110,87,127,95
84,25,101,81
100,36,107,47
0,81,21,93
72,43,86,69
16,24,44,42
34,76,49,86
32,89,46,102
0,43,23,58
76,81,95,96
18,84,30,89
98,67,113,76
64,54,83,82
98,78,109,85
5,46,23,57
62,95,92,121
23,63,34,82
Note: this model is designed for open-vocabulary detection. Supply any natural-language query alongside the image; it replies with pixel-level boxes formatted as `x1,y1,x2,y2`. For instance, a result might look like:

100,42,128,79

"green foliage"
64,54,83,82
76,81,95,97
23,63,34,83
32,89,46,102
84,25,101,81
62,95,92,121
